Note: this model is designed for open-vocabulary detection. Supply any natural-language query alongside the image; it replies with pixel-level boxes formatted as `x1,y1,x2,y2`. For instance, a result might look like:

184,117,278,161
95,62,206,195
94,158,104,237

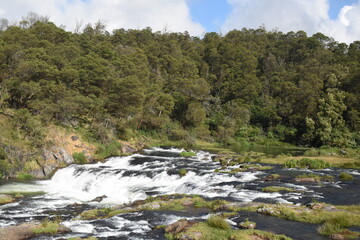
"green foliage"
0,160,11,177
180,151,196,157
262,186,294,192
339,172,355,181
303,148,319,157
284,158,331,169
178,168,187,177
73,152,87,164
0,147,5,159
1,16,360,181
0,194,14,205
206,215,231,231
95,141,122,159
17,172,34,180
32,220,61,235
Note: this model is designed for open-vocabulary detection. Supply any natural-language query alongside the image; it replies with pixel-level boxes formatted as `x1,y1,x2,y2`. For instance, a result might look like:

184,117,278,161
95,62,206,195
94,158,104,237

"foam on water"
39,150,260,204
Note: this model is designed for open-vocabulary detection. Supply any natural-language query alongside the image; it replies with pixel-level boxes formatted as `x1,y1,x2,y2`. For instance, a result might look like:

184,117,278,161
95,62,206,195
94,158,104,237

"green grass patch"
95,141,122,160
73,152,87,164
78,208,123,220
32,221,61,235
341,162,360,169
176,221,292,240
262,186,295,192
178,168,187,177
284,158,331,169
339,172,355,181
295,173,334,182
180,151,196,157
206,215,231,231
17,172,34,180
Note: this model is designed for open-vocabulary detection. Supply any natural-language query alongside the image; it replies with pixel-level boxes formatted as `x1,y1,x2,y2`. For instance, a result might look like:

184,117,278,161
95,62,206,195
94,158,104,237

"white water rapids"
2,147,357,239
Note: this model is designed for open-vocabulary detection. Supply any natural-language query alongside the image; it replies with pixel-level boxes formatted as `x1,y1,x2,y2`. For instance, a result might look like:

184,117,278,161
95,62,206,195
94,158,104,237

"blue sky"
0,0,359,43
188,0,359,32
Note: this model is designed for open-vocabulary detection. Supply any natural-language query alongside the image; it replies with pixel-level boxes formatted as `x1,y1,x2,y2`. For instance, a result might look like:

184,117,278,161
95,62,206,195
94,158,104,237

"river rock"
165,219,196,235
141,201,162,210
89,195,107,203
239,221,256,229
0,194,15,205
0,222,40,240
121,144,137,154
330,234,346,240
257,206,279,215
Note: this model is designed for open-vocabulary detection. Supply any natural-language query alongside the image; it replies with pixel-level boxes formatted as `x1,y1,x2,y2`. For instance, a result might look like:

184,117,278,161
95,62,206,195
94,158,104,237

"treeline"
1,14,360,149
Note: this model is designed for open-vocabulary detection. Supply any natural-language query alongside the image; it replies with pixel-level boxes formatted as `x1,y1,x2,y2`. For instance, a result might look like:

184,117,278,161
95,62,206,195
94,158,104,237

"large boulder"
0,222,39,240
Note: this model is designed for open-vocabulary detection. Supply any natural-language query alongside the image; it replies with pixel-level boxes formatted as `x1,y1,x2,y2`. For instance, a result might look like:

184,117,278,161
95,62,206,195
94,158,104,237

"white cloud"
0,0,205,35
222,0,360,44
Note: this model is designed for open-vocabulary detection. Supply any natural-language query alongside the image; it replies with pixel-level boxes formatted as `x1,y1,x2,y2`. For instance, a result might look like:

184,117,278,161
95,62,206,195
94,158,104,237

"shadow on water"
232,211,328,240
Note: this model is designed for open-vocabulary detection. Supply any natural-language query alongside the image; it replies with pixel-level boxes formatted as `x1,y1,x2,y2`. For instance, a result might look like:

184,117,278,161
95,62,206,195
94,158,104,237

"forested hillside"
1,15,360,177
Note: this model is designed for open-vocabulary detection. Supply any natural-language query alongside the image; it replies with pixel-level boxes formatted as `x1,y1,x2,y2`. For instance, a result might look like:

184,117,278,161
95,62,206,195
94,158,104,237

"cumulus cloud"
222,0,360,44
0,0,205,35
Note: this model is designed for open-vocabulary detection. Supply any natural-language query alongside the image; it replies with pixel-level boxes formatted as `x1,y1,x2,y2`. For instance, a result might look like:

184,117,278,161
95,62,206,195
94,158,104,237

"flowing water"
0,147,359,239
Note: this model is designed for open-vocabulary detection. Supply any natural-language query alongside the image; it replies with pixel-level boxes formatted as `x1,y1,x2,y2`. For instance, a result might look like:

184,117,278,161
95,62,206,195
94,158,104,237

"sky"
0,0,359,43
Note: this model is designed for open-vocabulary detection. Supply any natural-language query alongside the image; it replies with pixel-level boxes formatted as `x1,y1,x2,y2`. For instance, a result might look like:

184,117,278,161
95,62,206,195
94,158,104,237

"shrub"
206,215,231,230
303,148,319,157
0,147,5,159
73,152,87,164
339,172,355,181
96,141,121,159
17,172,34,180
284,158,331,169
0,160,11,177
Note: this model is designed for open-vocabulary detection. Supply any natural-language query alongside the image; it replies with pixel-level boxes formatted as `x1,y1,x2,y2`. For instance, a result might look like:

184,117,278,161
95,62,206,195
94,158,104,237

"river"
0,147,359,239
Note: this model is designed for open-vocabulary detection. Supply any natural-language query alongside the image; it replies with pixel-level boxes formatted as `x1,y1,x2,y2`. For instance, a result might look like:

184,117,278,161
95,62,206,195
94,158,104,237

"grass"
32,220,62,235
207,215,231,230
339,172,355,181
284,158,331,169
295,173,334,182
268,174,281,179
78,207,123,220
219,164,273,174
262,186,295,192
17,172,34,180
253,204,360,227
178,168,187,177
172,221,292,240
341,162,360,169
317,215,360,238
180,151,196,157
73,152,87,164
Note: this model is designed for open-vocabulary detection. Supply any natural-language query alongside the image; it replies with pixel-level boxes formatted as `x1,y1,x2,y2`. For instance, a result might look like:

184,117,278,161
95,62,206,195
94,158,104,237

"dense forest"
1,13,360,173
